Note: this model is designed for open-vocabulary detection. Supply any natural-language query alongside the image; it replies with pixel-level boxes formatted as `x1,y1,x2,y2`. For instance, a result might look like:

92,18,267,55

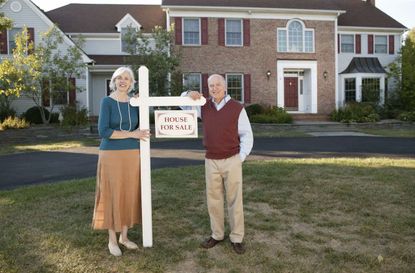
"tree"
0,0,13,31
0,26,86,124
387,28,415,112
123,25,181,96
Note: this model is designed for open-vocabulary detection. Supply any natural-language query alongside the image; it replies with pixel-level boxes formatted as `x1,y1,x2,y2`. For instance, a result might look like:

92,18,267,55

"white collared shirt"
181,92,254,161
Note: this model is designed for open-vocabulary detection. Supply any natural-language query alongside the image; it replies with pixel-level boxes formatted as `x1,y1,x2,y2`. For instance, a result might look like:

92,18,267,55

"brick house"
162,0,407,115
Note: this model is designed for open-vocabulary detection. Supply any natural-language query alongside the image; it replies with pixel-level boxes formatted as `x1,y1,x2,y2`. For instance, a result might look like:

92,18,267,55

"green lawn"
1,158,414,273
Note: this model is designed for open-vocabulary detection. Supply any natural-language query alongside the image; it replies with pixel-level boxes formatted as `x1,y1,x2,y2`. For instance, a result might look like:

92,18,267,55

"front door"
284,77,298,109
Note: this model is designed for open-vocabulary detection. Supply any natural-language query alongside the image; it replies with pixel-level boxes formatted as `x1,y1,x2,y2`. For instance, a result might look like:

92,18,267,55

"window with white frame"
226,19,242,46
121,27,138,53
226,74,243,102
375,35,387,54
361,78,381,103
277,20,314,53
183,18,200,45
8,28,23,54
340,34,354,53
344,78,356,102
183,73,201,92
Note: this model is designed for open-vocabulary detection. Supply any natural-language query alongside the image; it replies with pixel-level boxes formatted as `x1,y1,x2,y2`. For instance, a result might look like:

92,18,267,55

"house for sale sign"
154,110,198,138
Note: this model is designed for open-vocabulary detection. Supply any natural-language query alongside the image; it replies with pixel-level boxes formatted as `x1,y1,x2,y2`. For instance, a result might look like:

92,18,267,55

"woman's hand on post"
130,129,151,141
188,91,202,101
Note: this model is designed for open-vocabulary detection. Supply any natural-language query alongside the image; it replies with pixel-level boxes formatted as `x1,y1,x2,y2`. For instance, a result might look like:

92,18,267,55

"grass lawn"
1,158,414,273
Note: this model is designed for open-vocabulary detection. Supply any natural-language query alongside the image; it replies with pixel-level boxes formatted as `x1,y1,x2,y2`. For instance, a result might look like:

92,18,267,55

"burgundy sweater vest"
202,99,243,159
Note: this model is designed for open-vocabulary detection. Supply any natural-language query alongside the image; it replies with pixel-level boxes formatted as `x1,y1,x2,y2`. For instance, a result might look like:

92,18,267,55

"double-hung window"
183,18,200,45
374,35,387,54
183,73,201,92
226,74,244,102
8,28,22,54
340,34,354,53
344,78,356,102
277,20,314,53
226,19,242,46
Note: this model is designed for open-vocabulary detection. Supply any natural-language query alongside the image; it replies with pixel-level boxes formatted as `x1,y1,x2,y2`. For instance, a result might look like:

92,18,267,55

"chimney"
362,0,376,6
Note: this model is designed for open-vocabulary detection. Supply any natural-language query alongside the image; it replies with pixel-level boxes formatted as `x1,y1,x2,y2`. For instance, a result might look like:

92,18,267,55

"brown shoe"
231,242,246,254
200,237,224,249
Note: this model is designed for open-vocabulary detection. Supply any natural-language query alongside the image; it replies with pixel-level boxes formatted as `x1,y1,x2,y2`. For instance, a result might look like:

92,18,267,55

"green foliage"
398,111,415,122
245,103,266,117
0,116,29,130
250,106,293,123
23,106,58,124
361,86,380,105
60,104,89,126
0,94,16,122
0,0,13,31
330,102,380,123
123,25,181,96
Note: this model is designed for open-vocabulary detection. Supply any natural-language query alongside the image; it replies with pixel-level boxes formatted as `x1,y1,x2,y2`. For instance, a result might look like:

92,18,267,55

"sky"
30,0,415,29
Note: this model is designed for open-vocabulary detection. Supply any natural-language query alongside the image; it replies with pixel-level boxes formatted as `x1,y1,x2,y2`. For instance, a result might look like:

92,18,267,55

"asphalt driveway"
1,136,415,190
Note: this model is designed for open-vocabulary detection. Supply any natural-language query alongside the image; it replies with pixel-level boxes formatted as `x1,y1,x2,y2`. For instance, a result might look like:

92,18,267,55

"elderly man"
183,74,253,254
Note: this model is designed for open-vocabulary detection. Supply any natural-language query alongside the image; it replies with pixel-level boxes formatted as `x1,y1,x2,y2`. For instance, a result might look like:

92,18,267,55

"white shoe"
119,236,139,250
108,242,122,256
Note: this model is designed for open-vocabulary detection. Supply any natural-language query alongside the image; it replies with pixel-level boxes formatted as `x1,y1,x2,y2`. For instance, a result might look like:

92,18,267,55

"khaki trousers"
205,154,244,243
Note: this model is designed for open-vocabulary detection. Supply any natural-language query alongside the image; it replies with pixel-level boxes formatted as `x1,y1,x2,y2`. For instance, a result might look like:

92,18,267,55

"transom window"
183,73,201,92
226,19,242,46
340,34,355,53
183,18,200,45
375,35,387,54
277,20,314,53
226,74,243,102
344,78,356,102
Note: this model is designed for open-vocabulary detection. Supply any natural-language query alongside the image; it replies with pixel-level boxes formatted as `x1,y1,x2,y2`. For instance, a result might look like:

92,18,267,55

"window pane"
8,28,23,53
341,34,354,53
305,30,314,52
288,21,303,52
226,19,242,46
375,35,387,53
226,74,243,101
278,29,287,52
183,73,201,92
344,78,356,102
361,78,381,103
183,18,200,45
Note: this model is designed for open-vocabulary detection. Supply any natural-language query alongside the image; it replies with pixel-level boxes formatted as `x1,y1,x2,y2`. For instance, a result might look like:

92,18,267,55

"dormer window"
277,19,314,53
116,13,141,53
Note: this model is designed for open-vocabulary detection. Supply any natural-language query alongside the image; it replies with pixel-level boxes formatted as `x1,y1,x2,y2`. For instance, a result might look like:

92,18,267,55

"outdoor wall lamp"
266,70,271,79
323,70,328,80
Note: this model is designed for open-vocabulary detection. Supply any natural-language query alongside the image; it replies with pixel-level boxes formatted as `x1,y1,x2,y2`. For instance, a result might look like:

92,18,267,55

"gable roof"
162,0,406,29
46,4,165,33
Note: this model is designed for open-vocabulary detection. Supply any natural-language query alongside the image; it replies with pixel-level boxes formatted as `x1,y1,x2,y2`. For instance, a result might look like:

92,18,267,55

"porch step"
290,114,330,122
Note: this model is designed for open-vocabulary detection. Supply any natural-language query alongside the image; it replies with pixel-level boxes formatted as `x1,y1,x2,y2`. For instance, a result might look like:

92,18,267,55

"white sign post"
130,66,206,247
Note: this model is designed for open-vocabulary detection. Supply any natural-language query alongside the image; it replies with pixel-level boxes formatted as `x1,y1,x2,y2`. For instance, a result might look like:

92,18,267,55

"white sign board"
154,110,198,138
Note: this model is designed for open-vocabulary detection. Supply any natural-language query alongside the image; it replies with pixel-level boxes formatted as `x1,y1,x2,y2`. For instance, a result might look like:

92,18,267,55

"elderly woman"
92,66,150,256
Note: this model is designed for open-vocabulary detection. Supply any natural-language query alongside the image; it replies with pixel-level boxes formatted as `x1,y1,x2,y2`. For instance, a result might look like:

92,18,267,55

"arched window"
277,19,314,53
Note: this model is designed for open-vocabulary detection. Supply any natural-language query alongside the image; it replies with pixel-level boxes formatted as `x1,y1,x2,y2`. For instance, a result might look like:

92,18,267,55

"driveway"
1,136,414,190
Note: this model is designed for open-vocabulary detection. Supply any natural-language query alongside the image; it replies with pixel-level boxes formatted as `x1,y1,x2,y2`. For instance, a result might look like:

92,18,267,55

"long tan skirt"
92,149,141,232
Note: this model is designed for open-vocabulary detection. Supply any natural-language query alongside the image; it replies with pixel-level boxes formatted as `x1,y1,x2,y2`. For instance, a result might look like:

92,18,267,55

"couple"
92,66,253,256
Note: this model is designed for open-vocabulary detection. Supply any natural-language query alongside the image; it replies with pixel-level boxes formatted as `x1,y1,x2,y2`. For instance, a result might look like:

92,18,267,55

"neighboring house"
46,4,164,116
1,0,164,117
162,0,407,115
0,0,92,115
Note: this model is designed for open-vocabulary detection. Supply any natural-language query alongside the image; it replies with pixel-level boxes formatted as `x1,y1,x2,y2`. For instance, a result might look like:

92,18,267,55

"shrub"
330,102,380,123
60,105,89,126
250,106,292,124
0,116,30,130
0,106,16,122
398,111,415,122
23,106,50,124
245,104,266,117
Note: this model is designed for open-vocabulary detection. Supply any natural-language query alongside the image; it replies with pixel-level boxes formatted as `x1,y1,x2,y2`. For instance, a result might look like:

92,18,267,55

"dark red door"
284,77,298,108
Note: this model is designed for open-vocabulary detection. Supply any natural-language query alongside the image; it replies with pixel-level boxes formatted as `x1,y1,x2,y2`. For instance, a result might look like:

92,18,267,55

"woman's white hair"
109,66,136,93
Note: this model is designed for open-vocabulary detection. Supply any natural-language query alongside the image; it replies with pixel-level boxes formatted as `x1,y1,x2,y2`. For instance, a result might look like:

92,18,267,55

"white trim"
335,18,339,110
225,73,244,103
338,26,407,33
182,17,201,46
277,60,318,113
374,34,388,54
115,13,142,32
339,73,386,106
225,18,243,47
85,67,90,115
339,33,355,54
277,19,315,53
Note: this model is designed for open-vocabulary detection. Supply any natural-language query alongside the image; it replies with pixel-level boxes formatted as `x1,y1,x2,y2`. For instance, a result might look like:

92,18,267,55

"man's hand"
188,91,203,100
